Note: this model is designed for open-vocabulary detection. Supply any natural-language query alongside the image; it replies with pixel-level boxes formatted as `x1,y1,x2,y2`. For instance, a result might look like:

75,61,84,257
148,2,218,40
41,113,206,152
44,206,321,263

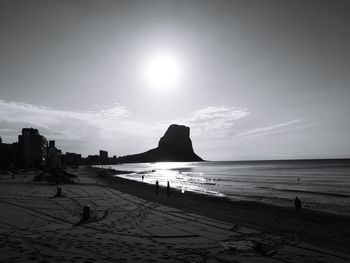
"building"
87,155,100,165
99,150,108,158
99,150,109,164
0,137,12,168
63,152,82,166
47,140,62,168
10,142,21,167
18,128,47,168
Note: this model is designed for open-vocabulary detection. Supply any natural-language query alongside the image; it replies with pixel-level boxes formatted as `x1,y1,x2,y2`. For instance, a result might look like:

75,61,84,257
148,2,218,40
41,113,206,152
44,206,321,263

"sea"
97,159,350,216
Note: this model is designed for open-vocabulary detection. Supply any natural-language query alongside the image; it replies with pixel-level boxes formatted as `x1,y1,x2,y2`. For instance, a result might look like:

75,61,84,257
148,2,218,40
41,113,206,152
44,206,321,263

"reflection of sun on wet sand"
0,167,349,263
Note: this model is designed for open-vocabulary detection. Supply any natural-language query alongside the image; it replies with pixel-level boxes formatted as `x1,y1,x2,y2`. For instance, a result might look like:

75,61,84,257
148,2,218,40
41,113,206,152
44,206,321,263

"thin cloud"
0,100,156,155
235,119,302,138
176,106,250,138
0,100,129,139
175,109,313,147
185,106,249,122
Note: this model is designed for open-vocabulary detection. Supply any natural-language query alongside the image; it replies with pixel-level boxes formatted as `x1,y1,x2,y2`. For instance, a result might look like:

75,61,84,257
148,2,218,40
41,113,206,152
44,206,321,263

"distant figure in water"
167,181,170,197
142,175,144,182
155,180,159,195
297,177,300,182
295,196,302,215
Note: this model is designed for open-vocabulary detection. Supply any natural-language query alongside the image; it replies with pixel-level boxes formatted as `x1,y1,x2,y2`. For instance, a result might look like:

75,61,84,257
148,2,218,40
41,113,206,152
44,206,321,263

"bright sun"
144,53,181,89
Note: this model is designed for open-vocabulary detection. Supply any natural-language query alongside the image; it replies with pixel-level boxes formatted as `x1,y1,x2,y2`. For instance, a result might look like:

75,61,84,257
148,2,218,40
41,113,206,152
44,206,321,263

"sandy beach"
0,166,349,263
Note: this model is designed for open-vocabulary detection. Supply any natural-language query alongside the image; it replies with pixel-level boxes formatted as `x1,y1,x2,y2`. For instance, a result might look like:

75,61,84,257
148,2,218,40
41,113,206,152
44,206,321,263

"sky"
1,0,350,160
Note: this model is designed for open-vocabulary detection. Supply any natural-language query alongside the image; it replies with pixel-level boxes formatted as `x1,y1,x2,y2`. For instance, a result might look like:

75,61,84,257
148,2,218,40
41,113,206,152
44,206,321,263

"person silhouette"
155,180,159,195
167,181,170,197
142,175,144,182
294,196,302,215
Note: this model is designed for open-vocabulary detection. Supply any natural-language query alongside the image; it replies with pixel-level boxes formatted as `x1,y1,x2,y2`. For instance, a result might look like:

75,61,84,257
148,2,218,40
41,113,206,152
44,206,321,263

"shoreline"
90,166,350,255
95,160,350,217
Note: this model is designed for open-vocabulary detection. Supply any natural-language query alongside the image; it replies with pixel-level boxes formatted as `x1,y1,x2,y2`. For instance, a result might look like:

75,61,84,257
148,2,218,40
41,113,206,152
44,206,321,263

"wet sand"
0,166,348,263
92,167,350,255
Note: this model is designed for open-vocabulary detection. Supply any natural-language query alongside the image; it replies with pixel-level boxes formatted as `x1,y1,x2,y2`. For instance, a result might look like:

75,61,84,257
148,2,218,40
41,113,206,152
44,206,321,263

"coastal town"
0,128,116,170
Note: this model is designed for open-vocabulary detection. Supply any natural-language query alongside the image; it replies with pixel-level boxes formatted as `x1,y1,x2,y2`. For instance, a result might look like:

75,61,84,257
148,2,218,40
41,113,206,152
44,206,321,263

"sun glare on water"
144,53,182,90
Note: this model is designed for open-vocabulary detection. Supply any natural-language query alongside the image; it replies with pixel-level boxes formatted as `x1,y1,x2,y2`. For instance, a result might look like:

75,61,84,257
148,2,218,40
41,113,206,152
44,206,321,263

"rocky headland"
118,124,203,163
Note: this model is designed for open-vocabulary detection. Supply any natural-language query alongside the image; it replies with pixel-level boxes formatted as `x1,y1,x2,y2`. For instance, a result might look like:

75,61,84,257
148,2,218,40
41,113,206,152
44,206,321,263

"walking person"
155,180,159,195
167,181,170,197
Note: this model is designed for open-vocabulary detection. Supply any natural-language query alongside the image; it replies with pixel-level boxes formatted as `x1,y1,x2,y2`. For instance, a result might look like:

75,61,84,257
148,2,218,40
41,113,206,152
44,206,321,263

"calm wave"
97,159,350,215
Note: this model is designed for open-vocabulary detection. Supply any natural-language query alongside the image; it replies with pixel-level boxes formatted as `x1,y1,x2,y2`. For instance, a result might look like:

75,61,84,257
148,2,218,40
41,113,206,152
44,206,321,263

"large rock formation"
118,124,203,163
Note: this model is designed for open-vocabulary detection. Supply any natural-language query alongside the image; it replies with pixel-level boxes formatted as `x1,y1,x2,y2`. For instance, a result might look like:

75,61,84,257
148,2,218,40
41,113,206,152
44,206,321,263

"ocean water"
98,159,350,215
